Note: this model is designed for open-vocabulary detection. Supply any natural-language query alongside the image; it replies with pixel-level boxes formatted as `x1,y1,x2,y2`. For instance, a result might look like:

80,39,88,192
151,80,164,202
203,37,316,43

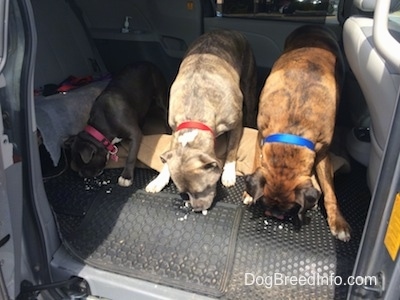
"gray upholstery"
31,0,106,89
343,0,400,190
353,0,377,11
31,0,109,165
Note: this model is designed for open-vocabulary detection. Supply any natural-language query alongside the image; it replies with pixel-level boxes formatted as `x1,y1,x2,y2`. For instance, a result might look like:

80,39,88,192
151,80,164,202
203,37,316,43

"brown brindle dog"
243,25,351,242
145,29,257,212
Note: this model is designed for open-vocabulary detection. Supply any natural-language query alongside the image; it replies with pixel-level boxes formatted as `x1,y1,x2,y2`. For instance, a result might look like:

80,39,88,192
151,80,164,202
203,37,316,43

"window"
216,0,339,21
389,4,400,26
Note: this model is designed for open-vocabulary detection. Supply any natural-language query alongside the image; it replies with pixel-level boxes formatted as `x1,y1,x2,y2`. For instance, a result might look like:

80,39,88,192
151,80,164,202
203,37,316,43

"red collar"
176,121,214,137
84,125,118,161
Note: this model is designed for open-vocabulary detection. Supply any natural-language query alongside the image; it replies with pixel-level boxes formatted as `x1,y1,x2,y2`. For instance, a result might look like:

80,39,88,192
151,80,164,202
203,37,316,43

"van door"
0,0,17,298
348,0,400,298
348,90,400,300
1,0,58,298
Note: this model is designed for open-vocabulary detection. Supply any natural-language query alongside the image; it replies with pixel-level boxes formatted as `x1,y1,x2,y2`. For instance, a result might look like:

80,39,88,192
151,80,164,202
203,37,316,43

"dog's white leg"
221,125,242,187
221,161,236,187
118,129,142,188
145,163,171,193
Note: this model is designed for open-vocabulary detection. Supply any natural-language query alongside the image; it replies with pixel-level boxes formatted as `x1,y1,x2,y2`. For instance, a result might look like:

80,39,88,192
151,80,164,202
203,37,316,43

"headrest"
353,0,376,12
353,0,400,12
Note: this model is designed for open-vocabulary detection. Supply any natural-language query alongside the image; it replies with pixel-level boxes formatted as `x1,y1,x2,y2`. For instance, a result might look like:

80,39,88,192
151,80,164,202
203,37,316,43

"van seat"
32,0,106,90
343,0,400,190
32,0,108,167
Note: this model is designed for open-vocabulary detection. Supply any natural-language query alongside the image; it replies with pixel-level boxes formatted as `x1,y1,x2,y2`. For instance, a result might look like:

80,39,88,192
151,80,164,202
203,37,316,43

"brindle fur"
243,25,351,241
69,62,168,187
146,29,257,211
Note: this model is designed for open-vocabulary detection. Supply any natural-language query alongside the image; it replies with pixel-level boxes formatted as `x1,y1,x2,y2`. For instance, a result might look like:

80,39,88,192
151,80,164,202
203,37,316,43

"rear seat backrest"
353,0,376,11
32,0,110,167
32,0,106,89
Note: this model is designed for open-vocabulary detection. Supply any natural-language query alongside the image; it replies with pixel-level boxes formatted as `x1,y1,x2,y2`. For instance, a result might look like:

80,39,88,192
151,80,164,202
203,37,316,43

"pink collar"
176,121,214,137
84,125,119,161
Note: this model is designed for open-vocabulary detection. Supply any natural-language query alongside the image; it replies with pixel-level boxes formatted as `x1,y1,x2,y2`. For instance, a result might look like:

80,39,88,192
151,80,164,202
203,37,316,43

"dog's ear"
292,182,321,230
198,153,221,171
80,145,96,164
160,150,173,163
295,185,321,212
293,184,321,229
63,135,76,149
244,169,266,201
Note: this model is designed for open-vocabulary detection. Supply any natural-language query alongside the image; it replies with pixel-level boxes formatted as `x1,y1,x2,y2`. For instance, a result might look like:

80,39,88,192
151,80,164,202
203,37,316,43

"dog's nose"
190,199,212,212
188,194,213,212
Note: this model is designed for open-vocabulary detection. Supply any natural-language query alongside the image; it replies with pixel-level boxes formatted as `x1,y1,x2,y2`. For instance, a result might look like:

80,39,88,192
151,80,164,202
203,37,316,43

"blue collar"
262,133,315,151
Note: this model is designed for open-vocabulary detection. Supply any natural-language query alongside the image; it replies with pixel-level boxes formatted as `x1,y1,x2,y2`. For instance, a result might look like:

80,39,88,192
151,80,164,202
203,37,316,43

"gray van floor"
44,161,370,300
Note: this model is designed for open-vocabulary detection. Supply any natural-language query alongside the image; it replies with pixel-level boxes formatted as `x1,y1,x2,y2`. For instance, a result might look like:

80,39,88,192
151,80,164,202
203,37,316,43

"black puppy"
69,61,168,186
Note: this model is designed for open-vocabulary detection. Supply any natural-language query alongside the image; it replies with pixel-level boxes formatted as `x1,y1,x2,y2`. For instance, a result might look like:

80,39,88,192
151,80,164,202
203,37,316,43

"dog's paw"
329,217,351,242
145,164,170,193
222,173,236,187
146,179,165,193
145,179,166,193
221,161,236,187
242,191,254,205
118,176,133,187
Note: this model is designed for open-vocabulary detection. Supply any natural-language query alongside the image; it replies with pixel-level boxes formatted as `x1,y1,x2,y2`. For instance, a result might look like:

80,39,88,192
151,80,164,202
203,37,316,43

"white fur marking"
335,230,351,242
118,176,133,187
145,163,171,193
243,194,254,205
221,161,236,187
112,137,122,144
178,130,198,147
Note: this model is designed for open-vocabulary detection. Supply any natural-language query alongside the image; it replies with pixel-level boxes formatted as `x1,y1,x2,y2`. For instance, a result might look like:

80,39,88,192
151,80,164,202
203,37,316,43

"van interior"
2,0,400,299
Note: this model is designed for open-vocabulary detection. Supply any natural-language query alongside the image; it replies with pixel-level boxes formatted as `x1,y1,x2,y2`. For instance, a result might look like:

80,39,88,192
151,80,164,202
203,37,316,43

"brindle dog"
243,25,351,242
146,29,257,212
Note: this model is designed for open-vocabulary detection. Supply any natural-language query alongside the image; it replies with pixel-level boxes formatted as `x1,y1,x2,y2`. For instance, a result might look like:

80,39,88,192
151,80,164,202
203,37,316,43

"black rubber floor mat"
44,168,129,236
43,168,121,217
222,207,337,299
44,162,370,299
64,189,243,298
220,161,370,300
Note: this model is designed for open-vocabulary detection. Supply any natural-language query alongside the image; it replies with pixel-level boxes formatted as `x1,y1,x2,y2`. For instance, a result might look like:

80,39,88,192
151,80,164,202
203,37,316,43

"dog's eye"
203,162,218,170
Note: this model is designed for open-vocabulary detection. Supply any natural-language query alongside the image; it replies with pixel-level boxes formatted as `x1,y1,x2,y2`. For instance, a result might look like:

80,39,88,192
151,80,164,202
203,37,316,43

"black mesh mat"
44,162,370,299
65,190,242,297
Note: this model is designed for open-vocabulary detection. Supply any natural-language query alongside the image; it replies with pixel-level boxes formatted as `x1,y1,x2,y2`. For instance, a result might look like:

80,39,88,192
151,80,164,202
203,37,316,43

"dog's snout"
187,193,213,212
190,199,212,212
